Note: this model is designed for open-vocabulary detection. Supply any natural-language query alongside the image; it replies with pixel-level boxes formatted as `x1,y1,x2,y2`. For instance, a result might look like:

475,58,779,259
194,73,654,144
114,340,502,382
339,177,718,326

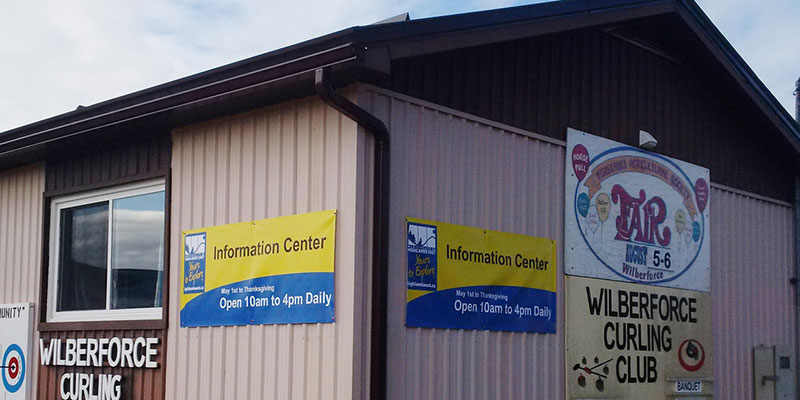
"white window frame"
47,179,166,323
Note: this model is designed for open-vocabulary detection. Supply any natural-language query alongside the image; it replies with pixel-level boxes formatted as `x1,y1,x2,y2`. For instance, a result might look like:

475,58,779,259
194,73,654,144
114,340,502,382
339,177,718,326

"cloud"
0,0,796,134
0,0,421,131
697,0,800,115
112,209,165,271
60,204,164,271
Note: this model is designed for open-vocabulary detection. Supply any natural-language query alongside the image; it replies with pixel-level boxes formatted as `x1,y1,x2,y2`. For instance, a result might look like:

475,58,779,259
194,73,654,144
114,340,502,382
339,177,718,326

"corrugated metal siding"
363,86,798,399
390,25,796,202
711,186,796,399
167,94,369,400
0,163,44,394
45,134,170,196
362,87,567,400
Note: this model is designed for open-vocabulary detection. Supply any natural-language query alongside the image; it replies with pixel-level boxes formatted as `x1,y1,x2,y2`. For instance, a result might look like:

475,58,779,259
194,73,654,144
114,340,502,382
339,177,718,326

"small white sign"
0,303,33,399
675,380,703,393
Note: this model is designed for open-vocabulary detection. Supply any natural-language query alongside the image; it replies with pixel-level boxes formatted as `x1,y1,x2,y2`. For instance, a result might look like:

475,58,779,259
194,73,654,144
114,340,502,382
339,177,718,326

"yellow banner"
406,217,556,333
180,210,336,327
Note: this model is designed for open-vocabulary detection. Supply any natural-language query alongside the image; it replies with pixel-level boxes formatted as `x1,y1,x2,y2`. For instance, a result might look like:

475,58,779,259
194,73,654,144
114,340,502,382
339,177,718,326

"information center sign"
0,303,32,400
566,276,713,398
406,218,556,333
565,129,710,291
180,210,336,327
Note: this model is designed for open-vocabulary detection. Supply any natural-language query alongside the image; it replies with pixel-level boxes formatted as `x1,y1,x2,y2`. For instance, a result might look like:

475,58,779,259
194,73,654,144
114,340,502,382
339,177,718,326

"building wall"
0,163,44,395
711,186,795,398
361,85,797,399
166,93,371,400
363,86,568,399
35,134,171,400
389,26,797,202
3,84,793,399
44,134,170,196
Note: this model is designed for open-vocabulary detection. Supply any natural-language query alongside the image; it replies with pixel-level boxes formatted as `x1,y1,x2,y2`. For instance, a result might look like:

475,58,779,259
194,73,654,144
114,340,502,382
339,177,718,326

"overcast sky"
0,0,797,133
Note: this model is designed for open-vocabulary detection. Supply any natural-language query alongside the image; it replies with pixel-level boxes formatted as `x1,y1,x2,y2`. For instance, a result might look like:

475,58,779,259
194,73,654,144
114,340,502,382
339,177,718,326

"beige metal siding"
711,187,796,399
362,85,798,400
167,95,369,400
362,86,567,400
165,84,796,399
0,163,44,390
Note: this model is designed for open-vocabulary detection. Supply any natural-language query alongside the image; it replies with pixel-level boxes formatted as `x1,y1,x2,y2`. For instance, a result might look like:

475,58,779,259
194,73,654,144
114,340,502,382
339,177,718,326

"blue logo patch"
184,233,206,294
407,222,437,291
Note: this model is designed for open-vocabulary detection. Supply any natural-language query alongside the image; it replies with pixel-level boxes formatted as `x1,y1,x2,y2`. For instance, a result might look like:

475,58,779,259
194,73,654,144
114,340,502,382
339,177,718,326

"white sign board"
566,276,714,399
675,380,703,393
565,129,710,291
1,303,33,399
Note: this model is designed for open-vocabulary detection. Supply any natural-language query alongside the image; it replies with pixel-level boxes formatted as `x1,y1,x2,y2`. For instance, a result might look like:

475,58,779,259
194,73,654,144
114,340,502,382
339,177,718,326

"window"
47,180,166,322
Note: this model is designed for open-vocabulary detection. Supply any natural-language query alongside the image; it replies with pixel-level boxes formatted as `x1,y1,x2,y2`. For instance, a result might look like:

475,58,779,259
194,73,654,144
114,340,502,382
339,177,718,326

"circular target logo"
678,339,705,372
2,344,25,393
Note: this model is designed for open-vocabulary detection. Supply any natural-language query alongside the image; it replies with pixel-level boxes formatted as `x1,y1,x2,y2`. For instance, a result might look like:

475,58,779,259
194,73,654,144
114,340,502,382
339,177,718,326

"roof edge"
0,43,363,162
675,0,800,156
0,27,359,142
1,0,798,165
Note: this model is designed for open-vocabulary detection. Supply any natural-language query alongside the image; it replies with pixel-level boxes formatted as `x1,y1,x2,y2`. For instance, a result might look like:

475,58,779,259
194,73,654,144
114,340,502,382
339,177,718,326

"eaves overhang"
673,0,800,156
0,34,366,168
1,0,798,168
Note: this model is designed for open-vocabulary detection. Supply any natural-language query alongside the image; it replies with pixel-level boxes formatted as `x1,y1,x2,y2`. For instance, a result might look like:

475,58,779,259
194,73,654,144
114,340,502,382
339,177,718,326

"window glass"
57,202,108,311
49,179,166,322
111,191,165,309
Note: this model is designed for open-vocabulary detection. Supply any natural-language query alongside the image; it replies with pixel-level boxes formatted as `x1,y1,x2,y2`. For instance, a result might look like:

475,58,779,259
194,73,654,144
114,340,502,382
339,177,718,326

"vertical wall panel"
364,85,797,400
45,134,170,195
711,187,796,399
363,87,567,400
0,163,44,396
167,94,367,400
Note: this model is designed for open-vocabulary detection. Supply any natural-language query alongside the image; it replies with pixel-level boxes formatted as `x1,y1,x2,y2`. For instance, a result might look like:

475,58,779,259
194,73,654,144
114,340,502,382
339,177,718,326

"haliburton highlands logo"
571,144,709,285
183,232,207,294
407,222,437,291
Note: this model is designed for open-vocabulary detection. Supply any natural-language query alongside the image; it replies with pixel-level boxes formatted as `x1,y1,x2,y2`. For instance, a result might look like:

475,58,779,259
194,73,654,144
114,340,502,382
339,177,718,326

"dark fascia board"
383,3,676,59
2,0,799,163
353,0,676,58
674,0,800,157
0,28,360,145
355,0,669,41
0,42,362,162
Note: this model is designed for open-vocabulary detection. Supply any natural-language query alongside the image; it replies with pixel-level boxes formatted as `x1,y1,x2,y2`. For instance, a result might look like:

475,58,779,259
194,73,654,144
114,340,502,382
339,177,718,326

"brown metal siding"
711,186,795,399
362,86,567,400
37,134,171,398
0,163,44,394
390,27,796,202
45,134,170,196
167,94,369,399
36,330,166,400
